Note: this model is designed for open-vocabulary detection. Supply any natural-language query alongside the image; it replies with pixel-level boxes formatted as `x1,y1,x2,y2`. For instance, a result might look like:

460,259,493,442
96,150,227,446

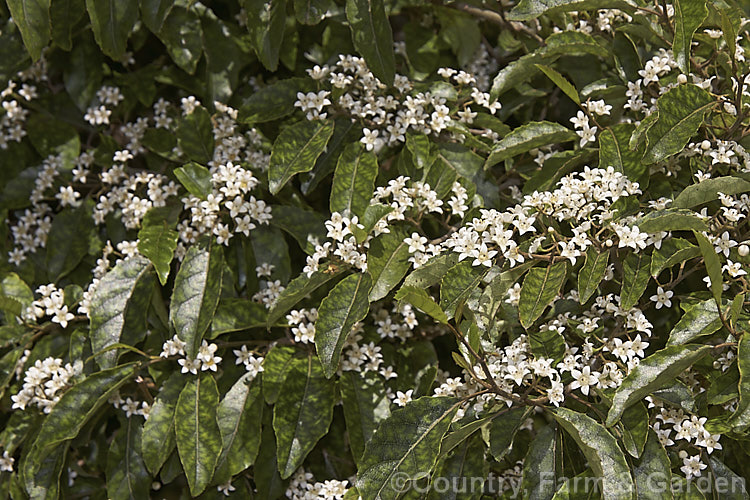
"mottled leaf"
268,120,334,194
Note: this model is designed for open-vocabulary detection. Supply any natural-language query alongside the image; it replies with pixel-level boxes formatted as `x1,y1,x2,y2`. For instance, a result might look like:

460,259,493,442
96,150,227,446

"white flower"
217,480,236,496
649,286,673,309
0,451,14,472
570,366,599,396
679,452,707,479
56,186,81,207
360,128,382,152
394,389,413,407
723,259,747,277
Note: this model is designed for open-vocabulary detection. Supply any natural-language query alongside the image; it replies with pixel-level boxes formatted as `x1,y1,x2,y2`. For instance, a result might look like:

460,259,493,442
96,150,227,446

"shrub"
0,0,749,498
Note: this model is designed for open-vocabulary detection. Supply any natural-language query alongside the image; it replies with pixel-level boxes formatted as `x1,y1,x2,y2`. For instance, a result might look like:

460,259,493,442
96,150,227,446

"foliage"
2,0,750,499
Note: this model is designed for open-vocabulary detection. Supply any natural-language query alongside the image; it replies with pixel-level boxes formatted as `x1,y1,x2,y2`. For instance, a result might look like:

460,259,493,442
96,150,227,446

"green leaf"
262,345,296,404
404,253,459,289
50,0,85,51
85,0,138,60
216,372,263,476
529,324,566,362
673,176,750,208
633,431,672,500
394,286,448,324
89,256,155,369
210,298,268,337
170,239,224,358
520,425,557,500
637,208,708,233
619,253,650,310
406,132,437,169
606,344,711,426
315,272,372,377
176,107,214,164
356,396,459,500
368,226,412,302
489,407,532,461
508,0,634,21
706,367,739,405
331,142,379,218
694,230,723,305
345,0,395,85
268,120,334,194
157,5,203,74
491,31,608,97
673,0,708,74
707,458,749,499
140,0,174,32
137,221,178,286
518,262,567,328
486,121,577,168
619,402,648,458
106,417,149,500
142,372,184,475
427,434,487,500
174,162,212,199
642,84,714,164
535,64,580,105
175,372,222,497
726,335,750,431
599,124,648,185
243,0,286,71
45,203,95,281
29,363,138,462
650,237,700,277
274,355,336,478
0,272,34,311
269,204,327,254
7,0,50,61
578,247,609,304
266,267,345,327
294,0,331,24
238,78,311,124
440,260,486,320
553,408,635,500
340,371,391,464
667,299,722,345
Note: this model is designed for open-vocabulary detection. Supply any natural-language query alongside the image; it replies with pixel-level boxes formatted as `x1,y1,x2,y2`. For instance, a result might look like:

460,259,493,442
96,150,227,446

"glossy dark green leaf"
274,355,336,478
174,162,212,199
170,239,224,358
553,408,635,499
266,267,345,327
642,84,714,164
137,221,178,286
694,230,723,305
268,120,334,194
440,260,486,320
650,237,700,277
619,402,648,458
238,78,311,124
269,204,327,254
46,203,95,281
357,396,459,500
176,107,214,164
486,121,576,168
7,0,51,61
508,0,634,20
50,0,85,51
535,64,580,105
673,176,750,208
489,407,531,462
140,0,174,32
427,434,487,500
340,371,391,464
89,256,155,369
637,208,708,233
707,458,748,499
210,299,268,337
726,336,750,431
599,124,648,184
85,0,138,60
262,345,296,404
519,262,567,328
706,367,739,405
667,299,722,345
529,323,566,362
345,0,395,85
157,5,203,74
520,425,557,500
23,442,67,500
368,226,411,302
606,344,711,426
619,253,650,310
331,142,378,218
315,272,372,377
106,417,149,500
633,431,671,500
216,372,263,476
578,247,608,304
294,0,331,24
394,286,447,324
243,0,286,71
29,363,138,463
175,372,222,497
404,253,459,289
142,372,184,475
673,0,708,74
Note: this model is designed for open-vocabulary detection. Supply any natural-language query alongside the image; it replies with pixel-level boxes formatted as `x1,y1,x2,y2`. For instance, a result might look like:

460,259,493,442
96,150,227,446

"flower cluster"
11,357,83,413
160,336,223,374
285,468,350,500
